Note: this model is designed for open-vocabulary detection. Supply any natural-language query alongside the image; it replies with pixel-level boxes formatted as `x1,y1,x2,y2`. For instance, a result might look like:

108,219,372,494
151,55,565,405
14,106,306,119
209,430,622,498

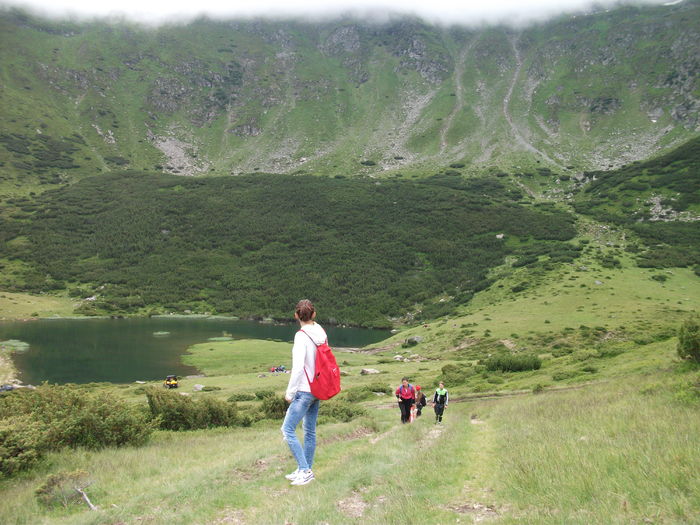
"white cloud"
0,0,675,26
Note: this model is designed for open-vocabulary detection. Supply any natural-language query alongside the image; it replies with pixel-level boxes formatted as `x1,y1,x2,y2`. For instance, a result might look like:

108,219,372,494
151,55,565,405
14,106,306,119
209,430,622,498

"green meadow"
0,350,697,524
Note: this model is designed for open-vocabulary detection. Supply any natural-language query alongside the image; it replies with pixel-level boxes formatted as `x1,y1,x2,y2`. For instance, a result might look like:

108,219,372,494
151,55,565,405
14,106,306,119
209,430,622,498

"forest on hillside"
1,173,578,326
574,136,700,269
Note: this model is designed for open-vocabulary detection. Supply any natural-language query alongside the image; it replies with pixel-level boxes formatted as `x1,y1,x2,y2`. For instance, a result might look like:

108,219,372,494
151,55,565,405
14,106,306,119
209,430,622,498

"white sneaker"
290,469,314,486
285,468,301,480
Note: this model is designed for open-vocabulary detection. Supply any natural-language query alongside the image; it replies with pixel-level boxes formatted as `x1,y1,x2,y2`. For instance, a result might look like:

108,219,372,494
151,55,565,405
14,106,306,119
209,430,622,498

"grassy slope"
0,291,75,320
0,343,697,524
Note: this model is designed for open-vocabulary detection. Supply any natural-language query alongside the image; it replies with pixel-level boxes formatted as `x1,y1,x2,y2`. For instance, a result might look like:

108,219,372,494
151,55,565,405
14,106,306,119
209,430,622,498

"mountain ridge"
1,1,699,188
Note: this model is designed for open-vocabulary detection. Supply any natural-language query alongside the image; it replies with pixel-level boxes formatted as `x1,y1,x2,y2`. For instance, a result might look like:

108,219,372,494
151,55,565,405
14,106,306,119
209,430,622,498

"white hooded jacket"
285,322,327,400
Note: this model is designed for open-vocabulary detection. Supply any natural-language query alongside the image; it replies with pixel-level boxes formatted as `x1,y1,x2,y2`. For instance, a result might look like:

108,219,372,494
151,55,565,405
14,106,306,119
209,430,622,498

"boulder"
360,368,381,375
193,384,204,391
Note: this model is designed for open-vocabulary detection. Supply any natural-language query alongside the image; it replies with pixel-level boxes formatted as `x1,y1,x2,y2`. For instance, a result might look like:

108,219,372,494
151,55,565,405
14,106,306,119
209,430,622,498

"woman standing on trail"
395,377,416,424
433,381,449,424
282,299,326,486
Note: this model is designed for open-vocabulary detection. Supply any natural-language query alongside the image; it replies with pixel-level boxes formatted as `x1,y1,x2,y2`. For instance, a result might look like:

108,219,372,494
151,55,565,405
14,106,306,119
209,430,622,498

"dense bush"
677,316,700,363
0,385,154,450
341,382,390,403
260,395,288,420
228,392,256,402
0,416,48,476
364,382,391,394
318,399,366,423
255,389,277,400
439,363,476,385
145,388,240,430
484,354,542,372
0,385,154,477
341,388,375,403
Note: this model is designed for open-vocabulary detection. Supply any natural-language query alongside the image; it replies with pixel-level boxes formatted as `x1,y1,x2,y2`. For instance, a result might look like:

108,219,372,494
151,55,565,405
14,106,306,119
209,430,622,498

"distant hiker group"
395,377,449,425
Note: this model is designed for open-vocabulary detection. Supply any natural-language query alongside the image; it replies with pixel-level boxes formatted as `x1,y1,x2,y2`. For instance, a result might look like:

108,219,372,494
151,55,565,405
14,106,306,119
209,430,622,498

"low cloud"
0,0,675,26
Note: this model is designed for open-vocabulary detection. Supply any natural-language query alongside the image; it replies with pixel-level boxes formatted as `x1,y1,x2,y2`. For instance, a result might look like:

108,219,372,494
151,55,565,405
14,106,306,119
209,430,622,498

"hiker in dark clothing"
432,381,449,424
395,377,415,424
415,385,427,417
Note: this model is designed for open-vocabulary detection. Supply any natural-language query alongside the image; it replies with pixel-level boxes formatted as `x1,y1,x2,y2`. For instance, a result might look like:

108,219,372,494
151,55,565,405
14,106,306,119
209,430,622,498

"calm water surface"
0,318,388,384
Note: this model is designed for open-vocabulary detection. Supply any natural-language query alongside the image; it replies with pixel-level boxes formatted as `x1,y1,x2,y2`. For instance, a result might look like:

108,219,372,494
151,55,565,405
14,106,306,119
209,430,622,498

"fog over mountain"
0,0,674,26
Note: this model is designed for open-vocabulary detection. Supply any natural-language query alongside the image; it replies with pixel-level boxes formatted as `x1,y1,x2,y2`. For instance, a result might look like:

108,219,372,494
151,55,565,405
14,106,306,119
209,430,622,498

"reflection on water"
0,318,388,384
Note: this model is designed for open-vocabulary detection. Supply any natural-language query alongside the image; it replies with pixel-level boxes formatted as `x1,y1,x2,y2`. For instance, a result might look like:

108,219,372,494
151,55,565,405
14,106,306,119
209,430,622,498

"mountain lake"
0,317,389,384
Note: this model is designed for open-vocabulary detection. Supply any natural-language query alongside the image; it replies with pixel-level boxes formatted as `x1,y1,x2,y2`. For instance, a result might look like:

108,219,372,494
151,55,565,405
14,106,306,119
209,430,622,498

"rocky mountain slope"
0,1,699,187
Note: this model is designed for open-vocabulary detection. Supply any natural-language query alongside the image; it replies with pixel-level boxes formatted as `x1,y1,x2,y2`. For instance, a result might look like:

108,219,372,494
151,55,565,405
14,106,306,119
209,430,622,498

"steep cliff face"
0,1,698,186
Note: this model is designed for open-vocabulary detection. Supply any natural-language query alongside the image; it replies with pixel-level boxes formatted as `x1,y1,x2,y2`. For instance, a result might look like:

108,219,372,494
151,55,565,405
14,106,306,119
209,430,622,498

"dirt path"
446,414,503,522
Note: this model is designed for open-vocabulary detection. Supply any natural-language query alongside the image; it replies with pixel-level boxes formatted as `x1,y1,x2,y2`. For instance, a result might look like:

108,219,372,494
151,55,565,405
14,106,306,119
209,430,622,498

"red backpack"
299,330,341,400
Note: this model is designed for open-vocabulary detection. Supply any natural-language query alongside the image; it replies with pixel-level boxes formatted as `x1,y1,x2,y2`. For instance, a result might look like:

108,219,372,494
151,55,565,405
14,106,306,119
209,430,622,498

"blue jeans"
281,391,320,471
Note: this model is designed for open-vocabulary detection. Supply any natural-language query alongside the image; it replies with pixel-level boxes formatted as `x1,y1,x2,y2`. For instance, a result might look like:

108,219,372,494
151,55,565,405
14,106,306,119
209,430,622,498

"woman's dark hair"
401,377,409,382
295,299,316,322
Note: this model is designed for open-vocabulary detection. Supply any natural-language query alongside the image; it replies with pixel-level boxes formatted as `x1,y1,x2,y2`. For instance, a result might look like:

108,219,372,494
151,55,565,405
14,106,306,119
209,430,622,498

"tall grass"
485,380,700,524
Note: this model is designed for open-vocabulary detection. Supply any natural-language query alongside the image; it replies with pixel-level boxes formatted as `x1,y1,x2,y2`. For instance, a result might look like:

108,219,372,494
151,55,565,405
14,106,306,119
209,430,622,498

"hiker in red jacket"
395,377,416,424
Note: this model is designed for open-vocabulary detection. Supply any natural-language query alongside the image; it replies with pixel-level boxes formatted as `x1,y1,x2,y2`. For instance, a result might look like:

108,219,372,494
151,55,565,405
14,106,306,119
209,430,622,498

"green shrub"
318,399,366,423
228,392,256,402
341,382,390,403
677,316,700,363
364,382,391,394
485,354,541,372
342,387,376,403
511,283,527,293
439,363,476,385
145,387,240,430
201,385,222,392
673,379,700,404
0,386,154,477
261,395,288,420
552,370,579,381
0,416,48,477
255,389,276,399
0,386,154,451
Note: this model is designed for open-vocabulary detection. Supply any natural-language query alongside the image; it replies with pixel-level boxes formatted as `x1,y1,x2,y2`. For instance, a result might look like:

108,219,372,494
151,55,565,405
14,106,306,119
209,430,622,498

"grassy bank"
0,292,76,321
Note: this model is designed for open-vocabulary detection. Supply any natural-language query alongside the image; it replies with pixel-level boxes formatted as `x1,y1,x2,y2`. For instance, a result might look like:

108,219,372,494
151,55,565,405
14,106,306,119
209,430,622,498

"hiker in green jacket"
432,381,449,424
